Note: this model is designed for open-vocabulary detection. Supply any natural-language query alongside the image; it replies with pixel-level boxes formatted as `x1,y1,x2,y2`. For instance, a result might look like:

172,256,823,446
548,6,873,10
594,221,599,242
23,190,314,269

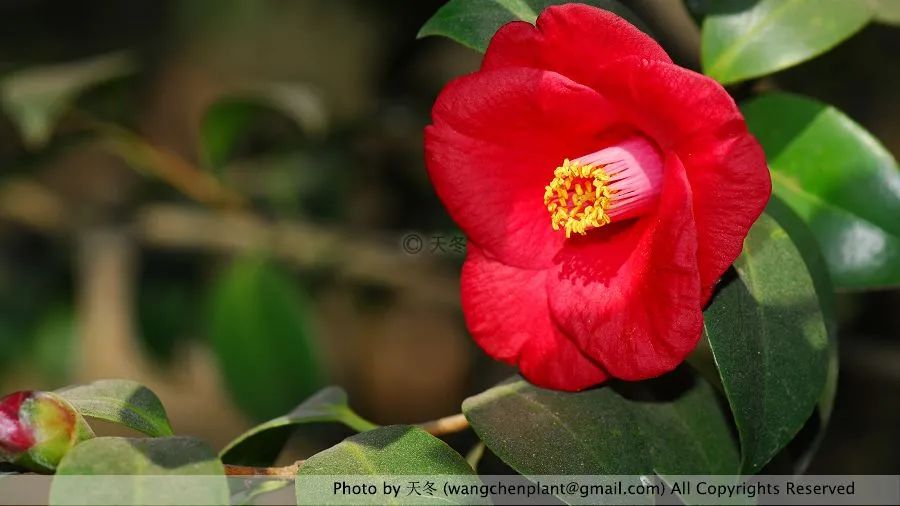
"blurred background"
0,0,897,474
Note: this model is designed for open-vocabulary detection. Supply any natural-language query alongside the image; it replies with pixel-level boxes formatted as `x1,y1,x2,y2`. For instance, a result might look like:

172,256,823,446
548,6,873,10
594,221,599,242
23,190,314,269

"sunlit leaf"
51,437,228,506
705,213,829,473
0,52,135,148
701,0,871,84
296,426,480,504
764,199,839,473
742,92,900,289
57,380,174,438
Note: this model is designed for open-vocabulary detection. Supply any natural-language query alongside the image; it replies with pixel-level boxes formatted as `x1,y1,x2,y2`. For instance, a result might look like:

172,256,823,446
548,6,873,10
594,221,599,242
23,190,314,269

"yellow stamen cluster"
543,159,614,238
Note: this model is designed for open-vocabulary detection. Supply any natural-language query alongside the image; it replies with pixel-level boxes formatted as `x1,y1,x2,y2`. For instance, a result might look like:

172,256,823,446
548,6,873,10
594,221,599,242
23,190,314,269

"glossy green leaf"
221,386,377,466
297,426,479,504
462,368,738,477
207,257,323,421
742,92,900,289
50,437,228,506
57,380,174,438
705,213,829,474
0,52,135,148
701,0,871,84
418,0,645,53
765,199,839,473
765,198,838,422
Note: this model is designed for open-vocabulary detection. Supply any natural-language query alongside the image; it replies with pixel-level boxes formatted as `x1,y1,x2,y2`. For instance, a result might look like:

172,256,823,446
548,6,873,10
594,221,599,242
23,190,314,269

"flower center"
543,137,664,238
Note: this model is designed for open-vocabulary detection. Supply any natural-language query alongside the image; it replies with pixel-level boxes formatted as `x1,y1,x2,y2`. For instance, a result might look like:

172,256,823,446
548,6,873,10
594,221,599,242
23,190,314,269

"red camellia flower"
424,4,771,391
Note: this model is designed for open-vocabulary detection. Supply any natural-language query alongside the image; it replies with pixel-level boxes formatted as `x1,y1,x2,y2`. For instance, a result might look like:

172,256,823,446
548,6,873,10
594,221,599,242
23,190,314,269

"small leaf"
221,386,377,466
57,380,174,438
742,92,900,289
0,52,135,148
207,257,324,421
705,213,830,473
50,437,228,506
418,0,645,53
296,426,480,504
200,82,327,172
462,368,738,476
701,0,871,84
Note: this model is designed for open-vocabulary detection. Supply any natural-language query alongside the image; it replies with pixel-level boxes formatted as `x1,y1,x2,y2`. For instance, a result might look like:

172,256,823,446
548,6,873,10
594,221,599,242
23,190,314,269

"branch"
417,413,470,437
74,113,246,209
224,461,304,478
0,182,460,306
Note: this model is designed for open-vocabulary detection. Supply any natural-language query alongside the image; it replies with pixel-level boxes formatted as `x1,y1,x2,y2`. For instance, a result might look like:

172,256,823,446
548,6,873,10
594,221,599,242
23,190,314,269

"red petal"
461,246,608,391
591,57,771,297
482,4,671,88
0,391,35,453
425,67,622,269
546,155,703,380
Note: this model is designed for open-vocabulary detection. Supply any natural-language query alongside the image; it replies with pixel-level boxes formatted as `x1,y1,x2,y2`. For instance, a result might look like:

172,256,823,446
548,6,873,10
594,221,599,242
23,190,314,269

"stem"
224,461,304,478
72,112,246,209
417,413,469,437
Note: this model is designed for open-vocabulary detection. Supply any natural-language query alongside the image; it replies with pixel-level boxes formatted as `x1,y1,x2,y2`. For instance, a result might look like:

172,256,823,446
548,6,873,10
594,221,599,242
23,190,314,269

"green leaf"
50,437,228,506
30,306,77,384
418,0,645,53
57,379,174,438
221,386,377,466
297,426,479,504
705,213,829,474
764,199,839,472
701,0,872,84
299,425,475,475
742,92,900,289
207,257,324,421
462,368,738,476
200,83,326,172
0,52,135,148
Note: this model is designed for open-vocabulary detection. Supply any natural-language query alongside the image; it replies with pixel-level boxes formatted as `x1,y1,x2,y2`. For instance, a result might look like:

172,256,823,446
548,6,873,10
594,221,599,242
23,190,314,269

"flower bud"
0,390,93,472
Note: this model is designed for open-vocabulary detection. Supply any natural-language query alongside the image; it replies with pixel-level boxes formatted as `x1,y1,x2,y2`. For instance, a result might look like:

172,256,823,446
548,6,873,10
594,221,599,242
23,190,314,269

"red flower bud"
0,391,36,454
0,390,93,472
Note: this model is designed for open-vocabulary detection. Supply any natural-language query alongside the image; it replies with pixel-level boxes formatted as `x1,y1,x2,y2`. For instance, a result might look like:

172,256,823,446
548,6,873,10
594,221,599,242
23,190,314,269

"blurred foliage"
207,257,323,421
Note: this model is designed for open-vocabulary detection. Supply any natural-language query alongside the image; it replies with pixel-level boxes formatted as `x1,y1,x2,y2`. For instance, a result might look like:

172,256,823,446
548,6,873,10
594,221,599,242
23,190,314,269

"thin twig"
418,413,470,437
224,461,304,478
72,112,246,209
0,183,460,306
